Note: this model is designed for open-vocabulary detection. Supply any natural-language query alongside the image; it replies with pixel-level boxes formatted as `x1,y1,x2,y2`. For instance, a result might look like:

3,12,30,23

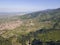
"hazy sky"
0,0,60,12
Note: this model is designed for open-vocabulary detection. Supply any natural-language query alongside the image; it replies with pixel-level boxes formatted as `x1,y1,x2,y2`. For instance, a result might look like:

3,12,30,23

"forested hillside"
0,8,60,45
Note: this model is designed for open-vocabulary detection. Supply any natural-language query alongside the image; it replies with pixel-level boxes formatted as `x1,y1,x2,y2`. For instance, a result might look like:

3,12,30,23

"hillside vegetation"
0,8,60,45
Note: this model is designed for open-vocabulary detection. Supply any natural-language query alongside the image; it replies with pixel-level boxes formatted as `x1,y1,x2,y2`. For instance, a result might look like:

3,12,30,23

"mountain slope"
0,8,60,45
20,8,60,29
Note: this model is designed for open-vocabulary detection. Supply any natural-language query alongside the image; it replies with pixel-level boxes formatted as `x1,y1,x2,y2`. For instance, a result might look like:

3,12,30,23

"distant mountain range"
20,8,60,22
0,12,27,16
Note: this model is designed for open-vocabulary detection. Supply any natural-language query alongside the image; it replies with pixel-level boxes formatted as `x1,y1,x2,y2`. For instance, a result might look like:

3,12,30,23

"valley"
0,8,60,45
